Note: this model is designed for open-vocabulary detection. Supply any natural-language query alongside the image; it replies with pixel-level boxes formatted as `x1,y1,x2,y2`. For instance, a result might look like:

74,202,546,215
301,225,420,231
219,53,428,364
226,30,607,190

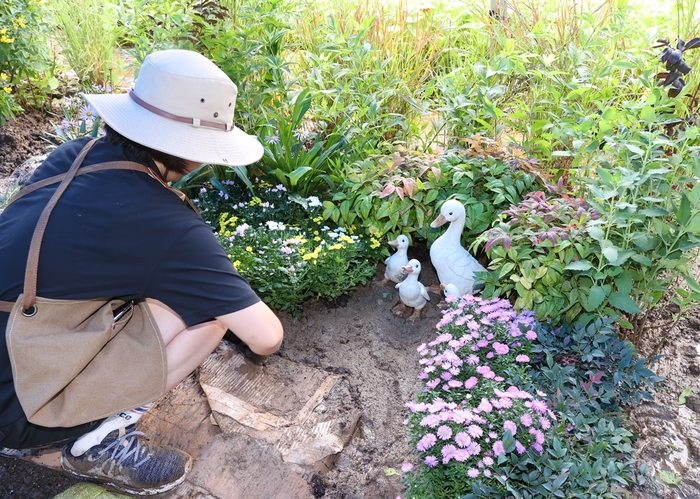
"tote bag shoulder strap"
0,139,166,313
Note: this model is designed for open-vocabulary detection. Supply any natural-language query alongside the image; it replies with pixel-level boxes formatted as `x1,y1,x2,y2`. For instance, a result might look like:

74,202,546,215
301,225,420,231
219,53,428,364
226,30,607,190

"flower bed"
402,296,660,499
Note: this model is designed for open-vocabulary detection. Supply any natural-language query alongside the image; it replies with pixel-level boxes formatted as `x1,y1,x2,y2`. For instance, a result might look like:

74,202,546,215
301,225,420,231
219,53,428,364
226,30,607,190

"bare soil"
1,111,700,499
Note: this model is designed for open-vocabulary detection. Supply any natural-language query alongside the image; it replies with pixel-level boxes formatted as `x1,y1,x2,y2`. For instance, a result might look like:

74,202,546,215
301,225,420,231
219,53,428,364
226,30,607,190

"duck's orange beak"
388,239,399,246
430,214,447,228
402,264,413,274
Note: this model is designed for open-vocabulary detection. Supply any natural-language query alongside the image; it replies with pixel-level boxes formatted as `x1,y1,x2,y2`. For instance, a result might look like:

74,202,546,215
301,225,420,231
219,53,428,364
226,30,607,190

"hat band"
129,90,233,132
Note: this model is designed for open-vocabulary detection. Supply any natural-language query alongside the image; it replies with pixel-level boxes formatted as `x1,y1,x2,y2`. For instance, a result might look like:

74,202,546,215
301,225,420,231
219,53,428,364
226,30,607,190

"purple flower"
504,420,517,435
526,330,537,340
424,455,439,467
466,354,479,365
455,432,472,448
448,380,463,388
515,441,526,454
477,399,493,413
437,425,453,440
520,414,532,427
468,468,480,478
516,354,530,363
426,379,440,389
468,425,483,438
401,462,413,472
483,456,494,466
442,444,457,461
529,400,548,414
540,417,551,430
492,440,505,456
453,449,470,462
464,377,478,389
417,433,437,451
493,342,510,355
420,414,441,428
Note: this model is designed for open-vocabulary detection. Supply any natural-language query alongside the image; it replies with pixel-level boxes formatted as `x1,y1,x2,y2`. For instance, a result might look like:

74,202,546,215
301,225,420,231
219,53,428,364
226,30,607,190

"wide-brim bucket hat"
82,49,263,167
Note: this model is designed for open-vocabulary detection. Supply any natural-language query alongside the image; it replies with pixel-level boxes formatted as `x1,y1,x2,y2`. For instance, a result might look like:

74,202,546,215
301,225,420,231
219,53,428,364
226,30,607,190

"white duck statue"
382,234,410,284
394,259,430,323
430,200,486,296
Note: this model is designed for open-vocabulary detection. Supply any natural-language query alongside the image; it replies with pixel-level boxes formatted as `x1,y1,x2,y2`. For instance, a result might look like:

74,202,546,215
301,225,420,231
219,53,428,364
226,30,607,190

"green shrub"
324,138,539,247
0,0,54,123
197,181,380,315
252,88,349,197
477,89,700,332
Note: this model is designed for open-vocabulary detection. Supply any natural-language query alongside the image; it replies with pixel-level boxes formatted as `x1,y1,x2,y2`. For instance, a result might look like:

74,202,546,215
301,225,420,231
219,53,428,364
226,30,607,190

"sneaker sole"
60,454,193,496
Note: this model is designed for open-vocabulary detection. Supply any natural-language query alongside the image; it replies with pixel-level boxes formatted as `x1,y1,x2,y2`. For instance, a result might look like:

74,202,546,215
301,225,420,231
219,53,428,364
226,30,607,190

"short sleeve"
146,219,260,326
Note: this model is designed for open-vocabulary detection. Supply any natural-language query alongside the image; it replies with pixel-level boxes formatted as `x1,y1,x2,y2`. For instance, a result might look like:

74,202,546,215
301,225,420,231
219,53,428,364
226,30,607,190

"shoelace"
97,428,151,468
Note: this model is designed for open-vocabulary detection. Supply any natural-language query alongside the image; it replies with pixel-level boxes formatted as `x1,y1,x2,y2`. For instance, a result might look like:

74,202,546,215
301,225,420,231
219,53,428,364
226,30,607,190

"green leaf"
640,106,656,122
685,212,700,234
287,166,313,185
587,226,605,241
679,388,693,405
624,143,645,156
565,260,594,271
587,285,608,311
602,242,619,264
615,271,633,295
641,207,668,217
677,194,691,226
658,470,683,486
609,292,642,313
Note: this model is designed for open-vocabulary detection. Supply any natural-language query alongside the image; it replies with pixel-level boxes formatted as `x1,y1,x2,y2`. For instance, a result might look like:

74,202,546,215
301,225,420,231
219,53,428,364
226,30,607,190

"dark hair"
104,123,189,176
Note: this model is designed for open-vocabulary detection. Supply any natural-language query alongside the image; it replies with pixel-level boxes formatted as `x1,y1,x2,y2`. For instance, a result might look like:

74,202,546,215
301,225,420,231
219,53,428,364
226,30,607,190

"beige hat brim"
82,92,263,167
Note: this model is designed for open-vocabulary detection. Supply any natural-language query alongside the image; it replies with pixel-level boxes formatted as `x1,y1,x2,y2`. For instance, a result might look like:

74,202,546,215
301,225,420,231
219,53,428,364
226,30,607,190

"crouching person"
0,49,283,495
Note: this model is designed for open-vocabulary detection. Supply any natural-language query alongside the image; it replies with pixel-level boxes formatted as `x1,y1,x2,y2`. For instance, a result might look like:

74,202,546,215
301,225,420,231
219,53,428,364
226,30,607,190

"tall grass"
48,0,123,86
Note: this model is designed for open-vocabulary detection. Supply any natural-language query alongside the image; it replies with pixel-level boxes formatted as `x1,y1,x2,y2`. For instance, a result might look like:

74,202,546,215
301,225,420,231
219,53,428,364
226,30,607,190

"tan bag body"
5,296,166,427
0,138,191,428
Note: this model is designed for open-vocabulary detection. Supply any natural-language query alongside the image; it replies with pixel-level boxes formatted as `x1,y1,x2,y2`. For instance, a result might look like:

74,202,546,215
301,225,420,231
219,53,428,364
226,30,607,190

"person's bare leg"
146,298,227,391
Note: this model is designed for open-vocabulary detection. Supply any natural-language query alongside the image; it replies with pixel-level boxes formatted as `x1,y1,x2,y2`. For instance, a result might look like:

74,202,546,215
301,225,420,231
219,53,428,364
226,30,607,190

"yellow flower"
0,73,7,81
233,260,241,270
313,216,323,223
246,246,252,252
0,29,6,35
338,235,355,244
370,238,380,249
329,243,344,251
313,230,319,235
3,87,11,94
314,236,321,241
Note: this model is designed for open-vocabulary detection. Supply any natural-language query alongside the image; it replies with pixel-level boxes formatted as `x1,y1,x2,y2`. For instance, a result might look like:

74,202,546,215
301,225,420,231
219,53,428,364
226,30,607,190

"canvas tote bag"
0,138,195,428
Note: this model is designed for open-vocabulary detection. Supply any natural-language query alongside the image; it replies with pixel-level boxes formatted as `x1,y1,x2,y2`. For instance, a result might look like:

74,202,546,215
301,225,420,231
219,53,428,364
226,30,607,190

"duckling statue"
393,259,430,323
441,283,461,300
382,234,410,284
430,200,487,296
438,283,461,310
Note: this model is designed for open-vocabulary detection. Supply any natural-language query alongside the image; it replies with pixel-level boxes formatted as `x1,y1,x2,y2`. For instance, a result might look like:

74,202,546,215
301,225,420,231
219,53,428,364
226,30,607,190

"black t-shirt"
0,137,260,426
